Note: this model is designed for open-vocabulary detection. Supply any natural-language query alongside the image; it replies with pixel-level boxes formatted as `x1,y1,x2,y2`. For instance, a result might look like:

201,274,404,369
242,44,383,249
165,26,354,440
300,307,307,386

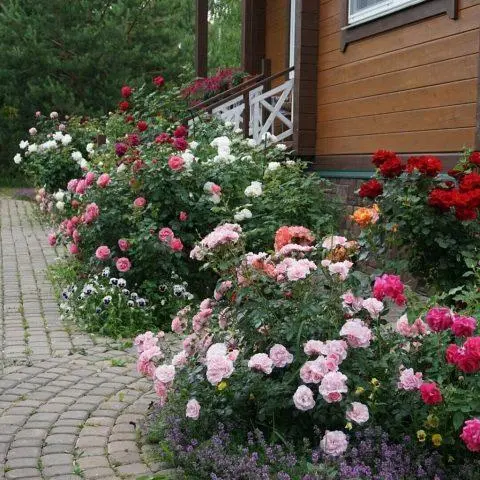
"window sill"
340,0,458,52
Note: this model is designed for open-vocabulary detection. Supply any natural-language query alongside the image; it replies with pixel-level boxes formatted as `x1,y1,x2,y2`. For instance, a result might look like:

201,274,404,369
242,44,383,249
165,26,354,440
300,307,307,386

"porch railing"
188,63,295,145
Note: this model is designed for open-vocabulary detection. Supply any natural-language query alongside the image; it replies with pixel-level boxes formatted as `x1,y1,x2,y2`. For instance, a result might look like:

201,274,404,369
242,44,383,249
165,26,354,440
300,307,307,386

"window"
348,0,426,25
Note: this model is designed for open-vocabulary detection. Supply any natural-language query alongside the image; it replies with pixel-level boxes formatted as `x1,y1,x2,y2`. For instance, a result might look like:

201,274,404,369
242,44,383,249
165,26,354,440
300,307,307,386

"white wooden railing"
189,65,295,146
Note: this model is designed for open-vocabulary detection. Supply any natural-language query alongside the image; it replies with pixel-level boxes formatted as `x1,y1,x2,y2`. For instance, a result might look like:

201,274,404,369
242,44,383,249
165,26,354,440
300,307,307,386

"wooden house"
195,0,480,178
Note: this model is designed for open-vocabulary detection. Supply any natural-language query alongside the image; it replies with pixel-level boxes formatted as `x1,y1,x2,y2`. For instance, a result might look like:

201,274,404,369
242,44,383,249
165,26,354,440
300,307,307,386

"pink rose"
214,281,233,301
346,402,369,424
186,399,201,420
210,183,222,195
327,260,353,281
269,344,293,368
118,239,130,252
172,351,188,367
461,418,480,452
116,257,131,272
97,173,111,188
373,274,406,306
304,340,324,356
179,211,188,221
451,315,477,337
300,358,331,384
171,317,184,334
340,319,372,348
320,430,348,457
425,307,454,332
159,227,174,243
293,385,315,411
134,197,146,208
154,381,168,406
69,244,79,255
95,245,111,261
168,155,185,171
206,355,234,385
319,371,348,403
84,203,100,224
248,353,273,374
48,233,56,246
155,364,175,384
73,229,81,244
85,172,95,186
75,179,87,195
170,238,184,252
397,368,423,391
362,298,384,319
67,179,79,192
320,340,348,363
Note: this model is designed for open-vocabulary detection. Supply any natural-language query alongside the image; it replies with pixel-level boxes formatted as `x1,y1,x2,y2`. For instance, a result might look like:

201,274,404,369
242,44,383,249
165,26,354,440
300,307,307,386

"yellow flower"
417,430,427,442
426,414,439,429
217,381,228,391
370,378,380,387
345,422,353,431
355,387,365,396
431,434,442,447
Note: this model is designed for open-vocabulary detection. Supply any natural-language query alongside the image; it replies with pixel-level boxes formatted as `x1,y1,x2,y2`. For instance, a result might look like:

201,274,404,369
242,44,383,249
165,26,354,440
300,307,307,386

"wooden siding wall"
316,0,480,157
265,0,289,82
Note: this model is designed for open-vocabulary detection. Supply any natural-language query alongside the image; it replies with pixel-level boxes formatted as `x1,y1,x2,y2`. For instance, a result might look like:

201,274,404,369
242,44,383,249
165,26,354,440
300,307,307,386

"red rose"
372,149,398,168
119,101,130,112
121,85,132,98
168,155,185,171
455,207,477,221
428,188,454,212
174,125,188,138
469,151,480,166
173,137,188,151
456,352,480,373
155,133,171,144
445,344,461,364
126,133,140,146
125,115,135,123
153,76,165,87
464,337,480,360
419,156,442,177
379,157,404,178
451,315,477,337
359,179,383,199
425,307,453,332
460,172,480,192
137,121,148,132
419,382,443,405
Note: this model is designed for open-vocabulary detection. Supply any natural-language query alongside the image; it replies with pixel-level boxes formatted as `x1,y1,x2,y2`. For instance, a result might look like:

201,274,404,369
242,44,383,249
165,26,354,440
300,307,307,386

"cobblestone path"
0,198,175,480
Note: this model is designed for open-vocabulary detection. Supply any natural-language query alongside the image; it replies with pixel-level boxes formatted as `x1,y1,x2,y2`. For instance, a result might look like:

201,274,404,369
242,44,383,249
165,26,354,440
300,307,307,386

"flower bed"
135,223,480,478
20,79,338,337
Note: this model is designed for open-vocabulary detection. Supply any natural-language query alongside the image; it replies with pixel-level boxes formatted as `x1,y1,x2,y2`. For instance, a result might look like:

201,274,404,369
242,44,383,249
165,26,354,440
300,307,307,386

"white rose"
244,181,263,198
13,154,22,164
247,139,257,148
29,127,37,136
54,191,65,201
86,143,95,153
209,194,221,204
61,134,72,145
19,140,29,149
276,143,287,151
55,201,65,211
286,160,296,166
71,151,83,162
117,163,126,173
50,111,58,119
234,208,252,222
266,162,280,172
79,159,88,169
52,131,63,141
27,143,38,153
189,141,199,150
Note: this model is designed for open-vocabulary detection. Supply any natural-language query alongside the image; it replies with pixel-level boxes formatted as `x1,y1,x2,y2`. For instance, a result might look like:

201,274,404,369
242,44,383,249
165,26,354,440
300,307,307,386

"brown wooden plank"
317,104,476,138
317,79,477,121
318,15,341,38
319,3,480,72
319,0,340,21
318,30,479,88
318,54,477,104
195,0,208,77
316,128,476,154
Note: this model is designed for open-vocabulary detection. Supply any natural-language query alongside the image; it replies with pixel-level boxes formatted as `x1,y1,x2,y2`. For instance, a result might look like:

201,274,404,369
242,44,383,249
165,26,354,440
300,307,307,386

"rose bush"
36,80,338,336
354,150,480,292
135,222,479,476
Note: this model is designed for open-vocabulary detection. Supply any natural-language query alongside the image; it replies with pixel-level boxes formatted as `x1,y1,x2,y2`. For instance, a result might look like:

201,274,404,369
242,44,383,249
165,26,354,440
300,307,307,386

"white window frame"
348,0,426,26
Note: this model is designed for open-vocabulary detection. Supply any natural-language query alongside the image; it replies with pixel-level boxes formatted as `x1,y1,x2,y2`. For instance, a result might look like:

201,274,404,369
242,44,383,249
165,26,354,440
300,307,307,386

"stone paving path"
0,198,176,480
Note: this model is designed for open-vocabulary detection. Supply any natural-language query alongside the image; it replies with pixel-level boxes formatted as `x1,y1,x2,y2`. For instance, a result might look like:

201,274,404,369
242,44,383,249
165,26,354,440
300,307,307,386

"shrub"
40,81,338,337
353,150,480,292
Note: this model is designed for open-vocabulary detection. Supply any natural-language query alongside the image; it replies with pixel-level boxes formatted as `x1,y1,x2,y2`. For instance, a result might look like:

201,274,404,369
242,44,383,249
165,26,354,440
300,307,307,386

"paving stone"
5,468,42,479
